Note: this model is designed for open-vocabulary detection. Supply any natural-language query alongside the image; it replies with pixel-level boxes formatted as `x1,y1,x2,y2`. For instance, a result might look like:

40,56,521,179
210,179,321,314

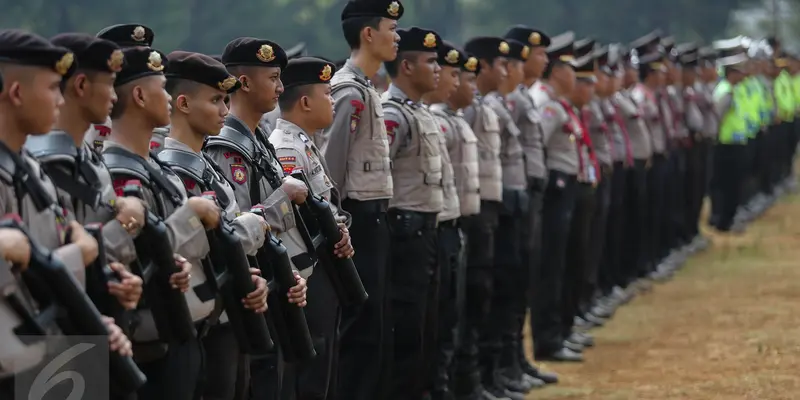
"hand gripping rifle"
0,215,147,394
290,171,368,307
250,207,316,362
121,180,195,342
201,193,273,355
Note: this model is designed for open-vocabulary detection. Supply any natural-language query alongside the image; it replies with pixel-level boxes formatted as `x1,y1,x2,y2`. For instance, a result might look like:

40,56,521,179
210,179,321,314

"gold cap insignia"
147,51,164,72
319,64,332,81
423,33,437,49
499,41,510,55
218,76,238,91
522,46,530,60
529,32,541,46
131,26,146,42
445,49,459,65
650,62,664,70
256,44,275,63
559,55,574,62
387,1,401,17
55,52,74,76
107,49,124,72
465,57,478,72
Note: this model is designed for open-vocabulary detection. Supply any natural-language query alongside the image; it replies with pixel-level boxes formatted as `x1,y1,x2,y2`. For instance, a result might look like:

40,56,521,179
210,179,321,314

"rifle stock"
251,208,316,362
205,220,273,354
122,180,195,342
0,216,147,393
82,224,128,333
291,171,368,307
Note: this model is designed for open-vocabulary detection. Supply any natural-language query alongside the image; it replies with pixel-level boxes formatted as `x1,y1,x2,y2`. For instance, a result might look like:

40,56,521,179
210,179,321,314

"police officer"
159,51,272,400
457,35,506,399
380,26,443,400
0,29,132,397
23,34,145,311
88,24,158,153
269,56,356,400
422,40,465,400
528,31,583,363
501,25,559,387
102,44,222,400
204,37,309,400
712,49,751,232
697,47,720,225
322,3,403,397
429,51,484,400
483,37,533,398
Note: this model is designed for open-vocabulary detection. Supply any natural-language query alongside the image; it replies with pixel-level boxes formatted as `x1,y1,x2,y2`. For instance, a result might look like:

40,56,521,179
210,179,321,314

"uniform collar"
164,137,198,154
275,118,313,143
431,103,458,115
387,84,414,103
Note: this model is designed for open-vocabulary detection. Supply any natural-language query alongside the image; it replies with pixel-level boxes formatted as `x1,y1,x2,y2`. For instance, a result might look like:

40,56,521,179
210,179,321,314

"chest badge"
231,164,247,184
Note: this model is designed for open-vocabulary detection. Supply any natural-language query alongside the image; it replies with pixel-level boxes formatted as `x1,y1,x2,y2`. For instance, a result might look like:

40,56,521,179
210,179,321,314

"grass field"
525,194,800,400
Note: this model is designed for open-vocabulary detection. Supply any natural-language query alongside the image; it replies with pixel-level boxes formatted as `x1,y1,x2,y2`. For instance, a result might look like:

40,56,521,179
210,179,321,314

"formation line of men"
0,1,798,400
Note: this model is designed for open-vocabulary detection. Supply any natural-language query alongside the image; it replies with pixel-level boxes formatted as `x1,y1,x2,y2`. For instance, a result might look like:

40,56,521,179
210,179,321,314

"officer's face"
8,67,66,135
595,72,609,95
455,71,477,108
624,66,638,86
183,85,229,135
573,81,594,106
83,71,117,124
370,18,400,62
506,60,524,88
526,47,548,79
554,64,575,94
138,75,172,127
491,57,508,87
409,51,440,93
307,83,335,129
430,65,459,102
245,67,283,113
682,68,696,86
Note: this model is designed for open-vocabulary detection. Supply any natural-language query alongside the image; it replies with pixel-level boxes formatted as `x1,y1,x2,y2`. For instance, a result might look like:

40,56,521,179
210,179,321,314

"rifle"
0,216,147,393
290,171,368,307
81,223,129,334
122,180,195,342
202,193,273,355
250,207,316,363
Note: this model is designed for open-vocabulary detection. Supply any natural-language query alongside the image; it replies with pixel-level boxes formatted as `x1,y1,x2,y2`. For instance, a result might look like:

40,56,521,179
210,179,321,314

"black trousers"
531,170,578,356
686,139,705,239
601,162,629,294
667,148,689,249
488,189,527,372
583,164,612,312
648,154,669,264
200,324,249,400
335,199,390,400
712,143,748,231
522,177,545,358
387,209,439,400
623,160,649,283
137,338,203,400
693,139,711,234
427,220,462,395
562,182,596,336
453,202,499,396
766,125,783,189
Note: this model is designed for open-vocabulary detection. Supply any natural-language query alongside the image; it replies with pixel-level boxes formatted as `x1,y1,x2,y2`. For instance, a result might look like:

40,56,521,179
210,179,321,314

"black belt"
342,198,389,214
388,209,439,230
438,218,459,229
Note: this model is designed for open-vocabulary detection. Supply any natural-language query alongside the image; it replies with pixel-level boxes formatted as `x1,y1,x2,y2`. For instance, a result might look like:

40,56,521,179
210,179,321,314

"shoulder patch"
440,124,447,133
542,106,558,119
149,141,161,150
183,178,197,190
278,156,296,163
506,100,516,112
349,101,364,134
95,125,111,137
282,164,300,174
350,99,365,113
385,120,399,145
231,164,247,184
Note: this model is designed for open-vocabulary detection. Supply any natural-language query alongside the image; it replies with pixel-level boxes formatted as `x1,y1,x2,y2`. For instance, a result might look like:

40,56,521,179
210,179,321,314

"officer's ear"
131,85,146,109
238,75,250,92
72,73,89,98
175,94,190,114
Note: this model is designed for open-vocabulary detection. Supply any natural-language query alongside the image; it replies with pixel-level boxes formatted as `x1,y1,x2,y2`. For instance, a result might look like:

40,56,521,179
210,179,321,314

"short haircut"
165,78,201,100
278,84,314,112
342,17,383,50
384,52,418,78
109,81,133,119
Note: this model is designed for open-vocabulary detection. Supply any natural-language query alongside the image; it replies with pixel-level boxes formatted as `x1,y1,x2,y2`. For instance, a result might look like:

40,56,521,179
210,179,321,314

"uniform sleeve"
101,220,137,265
715,93,733,117
320,87,364,194
384,106,410,159
206,147,257,211
164,204,209,260
539,102,565,143
54,244,86,287
230,213,266,256
462,104,477,126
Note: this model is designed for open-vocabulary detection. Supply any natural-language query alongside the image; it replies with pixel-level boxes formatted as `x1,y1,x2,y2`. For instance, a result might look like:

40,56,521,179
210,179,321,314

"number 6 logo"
28,343,95,400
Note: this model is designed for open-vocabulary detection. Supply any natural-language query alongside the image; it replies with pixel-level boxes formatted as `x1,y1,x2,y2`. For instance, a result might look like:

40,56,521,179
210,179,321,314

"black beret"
573,53,597,82
636,52,666,73
437,41,466,68
574,38,596,59
504,39,529,62
0,29,76,77
281,57,336,90
115,47,168,86
166,51,241,94
546,31,576,64
96,24,154,48
397,27,440,53
50,33,124,74
464,37,511,61
341,0,404,21
222,38,287,70
595,46,613,75
462,52,481,74
504,26,551,48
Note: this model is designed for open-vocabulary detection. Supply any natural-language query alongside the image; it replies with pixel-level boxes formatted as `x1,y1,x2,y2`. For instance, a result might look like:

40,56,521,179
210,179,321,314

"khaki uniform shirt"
618,87,653,160
430,104,480,217
463,96,503,202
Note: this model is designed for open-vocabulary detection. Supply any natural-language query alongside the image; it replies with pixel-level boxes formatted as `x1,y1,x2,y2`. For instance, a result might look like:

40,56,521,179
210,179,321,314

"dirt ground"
524,195,800,400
